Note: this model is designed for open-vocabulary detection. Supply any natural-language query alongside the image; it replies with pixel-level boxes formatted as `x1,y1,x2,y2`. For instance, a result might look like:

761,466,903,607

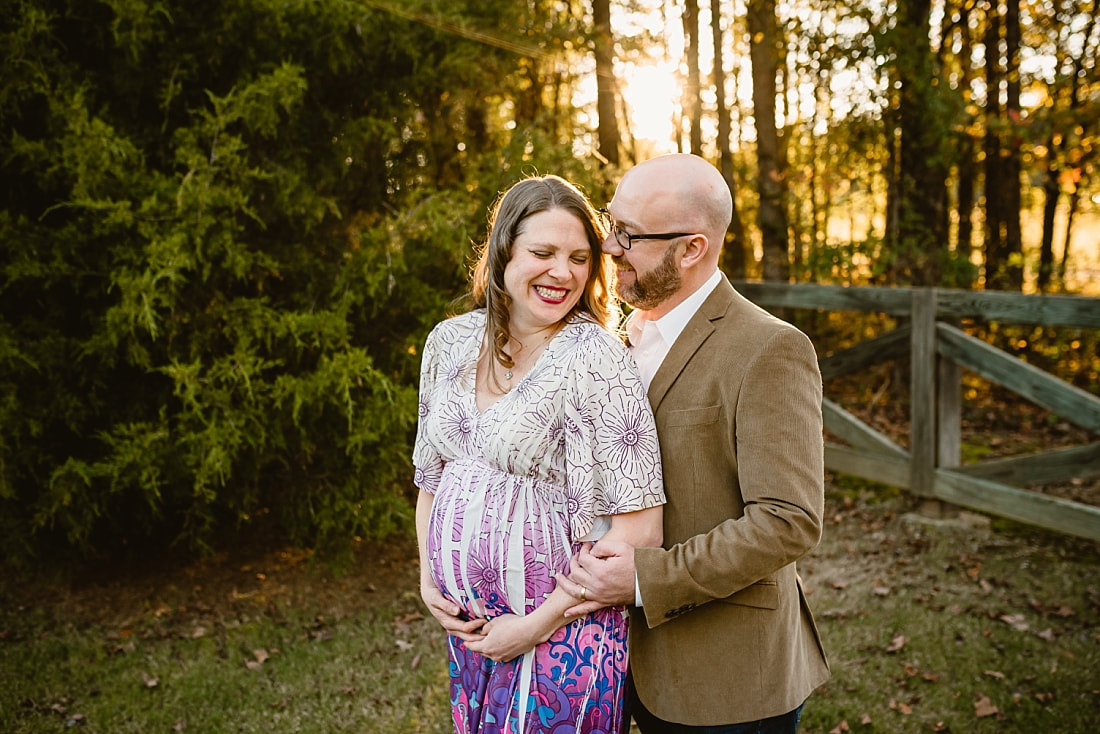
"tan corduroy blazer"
631,276,831,725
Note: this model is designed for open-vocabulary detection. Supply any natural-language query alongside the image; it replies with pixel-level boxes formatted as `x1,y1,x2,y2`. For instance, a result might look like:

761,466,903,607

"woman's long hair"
467,174,615,374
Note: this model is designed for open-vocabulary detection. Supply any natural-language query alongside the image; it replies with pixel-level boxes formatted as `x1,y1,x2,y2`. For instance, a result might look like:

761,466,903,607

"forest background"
1,0,1098,567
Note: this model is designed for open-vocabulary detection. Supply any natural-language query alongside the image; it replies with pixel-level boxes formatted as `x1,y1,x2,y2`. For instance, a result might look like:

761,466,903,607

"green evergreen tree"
0,0,608,564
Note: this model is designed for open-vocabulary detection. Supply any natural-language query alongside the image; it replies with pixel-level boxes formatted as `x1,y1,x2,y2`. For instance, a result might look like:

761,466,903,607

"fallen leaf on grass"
393,611,424,634
173,720,186,731
872,585,891,596
973,694,998,718
1036,627,1056,641
65,713,85,727
190,627,206,639
931,721,948,732
828,720,849,733
859,712,872,725
983,669,1005,680
1034,691,1054,704
141,672,159,688
999,613,1029,632
885,634,907,653
923,671,940,683
395,639,413,651
246,648,270,670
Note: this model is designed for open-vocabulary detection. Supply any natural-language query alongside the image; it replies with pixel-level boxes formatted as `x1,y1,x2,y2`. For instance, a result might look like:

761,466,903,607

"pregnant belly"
426,460,573,619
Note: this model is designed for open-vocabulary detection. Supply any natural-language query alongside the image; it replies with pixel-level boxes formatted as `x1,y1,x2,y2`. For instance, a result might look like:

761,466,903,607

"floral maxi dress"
413,311,664,734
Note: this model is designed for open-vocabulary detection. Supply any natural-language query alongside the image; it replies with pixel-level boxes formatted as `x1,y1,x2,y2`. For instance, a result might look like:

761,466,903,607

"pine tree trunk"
748,0,789,281
1002,0,1024,290
895,0,948,286
682,0,702,156
983,1,1006,288
592,0,620,167
712,0,747,277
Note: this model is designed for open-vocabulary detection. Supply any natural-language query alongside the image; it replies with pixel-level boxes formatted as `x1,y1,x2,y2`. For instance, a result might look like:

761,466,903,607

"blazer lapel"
646,277,737,413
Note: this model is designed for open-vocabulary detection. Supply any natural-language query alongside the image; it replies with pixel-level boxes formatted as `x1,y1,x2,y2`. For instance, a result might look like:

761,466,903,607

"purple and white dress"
413,310,664,734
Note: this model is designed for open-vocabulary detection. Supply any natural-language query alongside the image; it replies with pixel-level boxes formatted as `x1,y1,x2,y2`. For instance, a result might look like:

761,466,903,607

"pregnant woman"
413,174,665,734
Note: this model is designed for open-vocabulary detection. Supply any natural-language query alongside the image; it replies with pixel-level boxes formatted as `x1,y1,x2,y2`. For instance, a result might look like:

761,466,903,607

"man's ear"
680,234,710,268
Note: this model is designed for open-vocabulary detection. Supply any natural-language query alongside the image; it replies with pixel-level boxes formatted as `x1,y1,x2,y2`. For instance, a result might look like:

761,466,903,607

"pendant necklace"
498,323,559,389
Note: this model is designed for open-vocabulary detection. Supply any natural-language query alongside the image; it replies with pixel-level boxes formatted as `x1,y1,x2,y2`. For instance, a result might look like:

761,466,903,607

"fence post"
910,287,942,515
937,338,962,469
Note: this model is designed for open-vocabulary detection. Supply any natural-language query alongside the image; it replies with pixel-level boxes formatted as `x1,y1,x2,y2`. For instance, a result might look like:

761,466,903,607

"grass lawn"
2,484,1097,733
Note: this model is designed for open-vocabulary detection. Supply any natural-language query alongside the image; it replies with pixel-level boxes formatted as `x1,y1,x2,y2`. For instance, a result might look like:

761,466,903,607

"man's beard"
615,244,681,310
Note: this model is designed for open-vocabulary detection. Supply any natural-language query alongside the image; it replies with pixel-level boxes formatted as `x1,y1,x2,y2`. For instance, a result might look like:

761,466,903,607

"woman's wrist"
527,605,566,644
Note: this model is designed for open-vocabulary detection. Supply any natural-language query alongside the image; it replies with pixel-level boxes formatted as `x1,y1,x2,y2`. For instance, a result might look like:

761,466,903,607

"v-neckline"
473,322,565,415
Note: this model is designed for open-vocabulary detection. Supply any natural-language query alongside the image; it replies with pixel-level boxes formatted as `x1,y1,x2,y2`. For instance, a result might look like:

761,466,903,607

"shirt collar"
630,268,721,348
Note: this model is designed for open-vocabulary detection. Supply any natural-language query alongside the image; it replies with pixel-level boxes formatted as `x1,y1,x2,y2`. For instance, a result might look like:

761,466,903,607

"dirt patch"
0,536,422,635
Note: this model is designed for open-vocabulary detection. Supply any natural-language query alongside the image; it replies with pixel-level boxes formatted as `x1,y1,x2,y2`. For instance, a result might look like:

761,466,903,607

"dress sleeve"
563,330,665,539
412,324,444,493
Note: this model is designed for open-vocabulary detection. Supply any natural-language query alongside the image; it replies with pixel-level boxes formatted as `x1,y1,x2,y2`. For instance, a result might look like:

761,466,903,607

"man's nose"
601,232,622,255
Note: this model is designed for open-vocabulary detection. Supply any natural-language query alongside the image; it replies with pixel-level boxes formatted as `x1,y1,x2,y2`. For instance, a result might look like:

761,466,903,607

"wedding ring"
580,586,588,602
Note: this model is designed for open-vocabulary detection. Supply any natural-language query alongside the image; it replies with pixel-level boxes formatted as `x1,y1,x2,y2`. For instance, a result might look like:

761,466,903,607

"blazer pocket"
664,404,721,427
717,580,779,610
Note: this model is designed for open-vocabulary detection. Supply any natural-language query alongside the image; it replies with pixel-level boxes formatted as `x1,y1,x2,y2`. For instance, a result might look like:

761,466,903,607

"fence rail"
731,281,1100,542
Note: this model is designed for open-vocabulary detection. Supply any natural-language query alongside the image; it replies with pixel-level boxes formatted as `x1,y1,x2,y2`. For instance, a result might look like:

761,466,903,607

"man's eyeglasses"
596,208,695,251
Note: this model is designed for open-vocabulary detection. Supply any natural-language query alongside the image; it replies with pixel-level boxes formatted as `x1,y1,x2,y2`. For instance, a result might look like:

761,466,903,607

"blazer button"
665,603,697,619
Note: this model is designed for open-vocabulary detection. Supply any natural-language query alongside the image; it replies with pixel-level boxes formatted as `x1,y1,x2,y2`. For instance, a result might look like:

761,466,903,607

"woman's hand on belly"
421,582,488,642
466,582,590,663
465,613,537,663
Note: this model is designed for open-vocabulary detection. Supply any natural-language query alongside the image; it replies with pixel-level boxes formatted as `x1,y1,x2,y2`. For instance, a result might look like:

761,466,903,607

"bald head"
618,154,733,251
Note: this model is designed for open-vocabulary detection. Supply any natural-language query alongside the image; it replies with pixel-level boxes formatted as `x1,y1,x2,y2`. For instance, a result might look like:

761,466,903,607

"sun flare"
621,61,680,153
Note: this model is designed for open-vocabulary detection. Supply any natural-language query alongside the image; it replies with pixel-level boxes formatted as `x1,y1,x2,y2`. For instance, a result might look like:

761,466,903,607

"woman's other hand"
465,613,538,663
420,583,487,642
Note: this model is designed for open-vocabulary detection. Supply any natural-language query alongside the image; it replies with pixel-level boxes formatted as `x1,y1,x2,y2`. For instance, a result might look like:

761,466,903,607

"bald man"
559,154,830,733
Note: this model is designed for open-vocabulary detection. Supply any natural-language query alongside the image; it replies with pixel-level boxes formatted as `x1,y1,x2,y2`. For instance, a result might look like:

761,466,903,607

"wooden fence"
731,281,1100,543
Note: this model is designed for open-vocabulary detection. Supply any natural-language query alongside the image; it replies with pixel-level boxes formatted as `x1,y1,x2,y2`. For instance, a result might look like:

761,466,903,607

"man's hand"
420,583,486,642
465,613,536,663
557,539,637,617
